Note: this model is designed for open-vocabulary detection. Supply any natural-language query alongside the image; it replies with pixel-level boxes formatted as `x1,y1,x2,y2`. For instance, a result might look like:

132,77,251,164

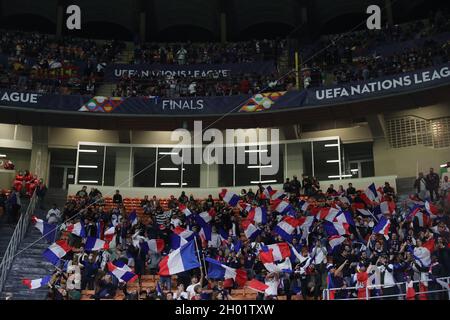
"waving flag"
413,239,435,268
259,243,291,263
240,202,252,213
22,275,51,290
365,183,379,202
324,220,350,236
424,201,438,217
373,216,391,239
329,235,346,251
242,219,261,241
217,227,230,244
298,200,310,212
108,261,138,283
272,199,293,215
265,186,285,200
247,207,268,225
198,210,214,224
66,221,86,238
43,240,71,265
128,210,138,226
104,226,116,242
274,216,301,242
263,258,293,273
141,239,165,254
179,204,193,217
206,257,247,287
158,240,200,276
247,279,269,293
298,216,315,239
85,237,109,251
220,189,240,207
31,216,57,243
407,205,430,227
170,226,194,249
316,207,340,222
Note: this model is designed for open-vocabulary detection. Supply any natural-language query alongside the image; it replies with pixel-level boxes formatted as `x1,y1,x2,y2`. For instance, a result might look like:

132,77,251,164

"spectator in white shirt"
47,204,61,224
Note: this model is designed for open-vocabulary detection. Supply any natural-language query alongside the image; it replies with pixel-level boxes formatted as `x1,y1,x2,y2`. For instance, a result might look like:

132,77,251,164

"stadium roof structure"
0,0,447,41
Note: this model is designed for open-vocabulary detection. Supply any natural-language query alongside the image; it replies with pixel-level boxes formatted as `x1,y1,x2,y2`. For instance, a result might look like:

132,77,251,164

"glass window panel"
132,147,157,188
104,147,131,187
77,145,104,185
312,140,340,181
235,146,260,186
157,147,183,187
260,143,284,184
182,148,200,188
286,142,312,180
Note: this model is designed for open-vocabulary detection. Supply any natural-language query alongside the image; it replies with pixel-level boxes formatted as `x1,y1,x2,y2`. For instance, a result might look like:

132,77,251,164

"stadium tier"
0,0,449,304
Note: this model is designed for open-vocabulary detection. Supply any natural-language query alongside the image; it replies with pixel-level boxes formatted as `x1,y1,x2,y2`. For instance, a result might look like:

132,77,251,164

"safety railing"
0,192,38,293
322,276,450,300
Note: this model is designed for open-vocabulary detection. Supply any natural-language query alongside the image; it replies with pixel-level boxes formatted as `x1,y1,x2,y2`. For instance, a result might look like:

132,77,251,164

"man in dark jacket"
426,168,440,201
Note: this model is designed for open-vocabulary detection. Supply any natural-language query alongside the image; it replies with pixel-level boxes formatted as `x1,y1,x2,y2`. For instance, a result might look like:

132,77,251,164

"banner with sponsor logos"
0,64,449,115
104,61,277,81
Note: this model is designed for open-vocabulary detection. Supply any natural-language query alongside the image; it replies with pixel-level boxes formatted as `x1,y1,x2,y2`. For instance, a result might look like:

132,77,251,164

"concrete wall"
68,175,397,198
301,124,373,144
48,128,119,148
374,139,449,178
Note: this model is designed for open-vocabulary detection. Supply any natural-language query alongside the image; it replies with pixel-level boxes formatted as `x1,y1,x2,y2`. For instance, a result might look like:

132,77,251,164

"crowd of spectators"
0,30,125,94
30,168,450,301
301,10,450,87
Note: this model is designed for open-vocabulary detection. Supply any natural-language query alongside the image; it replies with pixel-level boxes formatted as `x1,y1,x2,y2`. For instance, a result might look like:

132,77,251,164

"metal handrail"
322,276,450,300
0,192,38,293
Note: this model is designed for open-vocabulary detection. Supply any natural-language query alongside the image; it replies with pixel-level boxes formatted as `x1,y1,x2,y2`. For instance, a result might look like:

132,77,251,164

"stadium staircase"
0,207,54,300
44,188,68,211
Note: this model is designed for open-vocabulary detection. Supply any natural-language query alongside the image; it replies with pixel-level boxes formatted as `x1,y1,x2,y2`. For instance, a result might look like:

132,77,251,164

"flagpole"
194,236,207,280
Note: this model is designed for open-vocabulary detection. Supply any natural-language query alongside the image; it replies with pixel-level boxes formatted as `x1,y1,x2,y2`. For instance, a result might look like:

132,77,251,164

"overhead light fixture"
0,154,6,158
79,149,97,153
247,165,273,169
159,152,179,155
78,165,98,169
250,180,277,184
326,160,340,163
78,180,99,184
350,169,359,172
160,182,188,186
328,175,352,179
160,168,179,171
245,149,268,153
324,144,339,147
440,163,448,168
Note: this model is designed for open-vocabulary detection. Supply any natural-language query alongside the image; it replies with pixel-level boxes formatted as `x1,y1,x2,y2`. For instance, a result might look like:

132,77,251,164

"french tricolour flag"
298,200,310,212
259,242,291,263
265,186,286,201
43,240,71,265
128,210,138,226
31,216,57,243
240,202,252,213
104,226,116,242
206,257,247,287
424,201,438,217
263,258,293,273
242,219,261,241
373,216,391,239
247,207,267,225
85,237,109,251
329,235,346,251
247,279,269,293
407,205,430,227
365,183,379,202
158,240,201,276
179,204,193,217
316,207,341,222
272,199,293,215
22,275,51,290
108,261,138,283
170,226,194,249
198,210,214,224
274,216,301,242
219,189,240,207
141,238,165,254
66,221,86,238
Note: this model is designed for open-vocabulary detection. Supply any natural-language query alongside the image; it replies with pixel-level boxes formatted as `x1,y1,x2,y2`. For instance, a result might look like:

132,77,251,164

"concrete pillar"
30,127,50,183
220,12,227,43
114,148,131,187
286,143,304,179
56,3,64,37
385,0,394,26
139,12,147,43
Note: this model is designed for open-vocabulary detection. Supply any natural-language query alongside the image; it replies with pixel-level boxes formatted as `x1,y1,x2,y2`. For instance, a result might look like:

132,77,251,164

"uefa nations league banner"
104,61,277,81
0,64,449,115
